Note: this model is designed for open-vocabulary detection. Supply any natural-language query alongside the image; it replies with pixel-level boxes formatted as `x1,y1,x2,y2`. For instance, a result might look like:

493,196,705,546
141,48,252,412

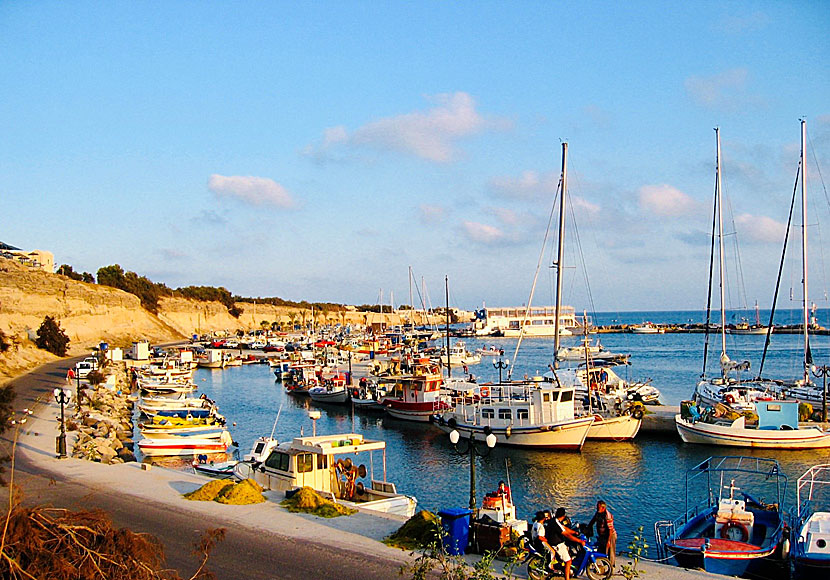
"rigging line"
722,171,749,312
806,130,830,308
507,175,562,380
566,194,597,321
758,159,800,379
702,155,720,380
564,157,599,322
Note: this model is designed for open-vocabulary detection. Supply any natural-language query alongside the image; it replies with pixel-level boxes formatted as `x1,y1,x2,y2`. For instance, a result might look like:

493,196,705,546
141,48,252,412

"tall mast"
408,266,413,326
553,142,568,364
801,119,810,383
715,128,728,368
445,275,452,378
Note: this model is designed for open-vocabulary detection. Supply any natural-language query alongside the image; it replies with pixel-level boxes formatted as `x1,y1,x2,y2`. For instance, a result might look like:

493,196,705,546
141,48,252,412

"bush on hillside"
97,264,171,313
35,316,70,356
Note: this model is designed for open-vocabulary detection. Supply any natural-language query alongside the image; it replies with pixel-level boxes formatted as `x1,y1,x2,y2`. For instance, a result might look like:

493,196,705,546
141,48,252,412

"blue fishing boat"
656,456,789,578
792,464,830,578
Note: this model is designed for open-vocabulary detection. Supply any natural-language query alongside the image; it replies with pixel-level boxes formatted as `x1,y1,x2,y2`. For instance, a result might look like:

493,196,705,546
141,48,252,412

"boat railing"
653,520,675,560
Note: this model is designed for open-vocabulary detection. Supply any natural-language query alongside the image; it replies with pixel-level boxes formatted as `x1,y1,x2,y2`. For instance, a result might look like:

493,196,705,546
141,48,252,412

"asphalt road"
4,359,411,580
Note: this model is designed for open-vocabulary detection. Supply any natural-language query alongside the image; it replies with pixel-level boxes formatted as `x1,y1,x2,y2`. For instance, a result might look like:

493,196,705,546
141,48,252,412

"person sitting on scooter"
550,507,585,580
531,510,557,572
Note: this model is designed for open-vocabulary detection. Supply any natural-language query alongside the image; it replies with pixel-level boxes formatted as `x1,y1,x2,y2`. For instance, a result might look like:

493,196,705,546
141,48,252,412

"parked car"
74,361,95,378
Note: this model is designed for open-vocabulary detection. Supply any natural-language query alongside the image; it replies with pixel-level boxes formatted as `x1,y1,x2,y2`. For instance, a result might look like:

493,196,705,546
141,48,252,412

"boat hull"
383,400,451,422
308,389,349,404
586,414,641,440
433,416,594,450
675,415,830,449
138,438,229,457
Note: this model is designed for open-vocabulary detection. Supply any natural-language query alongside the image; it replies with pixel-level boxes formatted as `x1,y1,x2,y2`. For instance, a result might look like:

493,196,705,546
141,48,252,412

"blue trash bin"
438,508,473,555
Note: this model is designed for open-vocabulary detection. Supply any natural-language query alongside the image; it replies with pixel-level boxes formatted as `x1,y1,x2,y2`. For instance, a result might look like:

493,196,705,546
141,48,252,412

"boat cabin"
755,400,799,430
252,433,416,516
451,381,578,429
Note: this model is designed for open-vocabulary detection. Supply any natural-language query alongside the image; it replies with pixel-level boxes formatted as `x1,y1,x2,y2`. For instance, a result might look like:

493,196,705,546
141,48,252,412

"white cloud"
208,174,297,209
309,92,510,163
638,184,697,216
571,196,601,215
489,170,560,199
419,204,447,223
461,221,505,245
735,213,786,243
685,68,756,110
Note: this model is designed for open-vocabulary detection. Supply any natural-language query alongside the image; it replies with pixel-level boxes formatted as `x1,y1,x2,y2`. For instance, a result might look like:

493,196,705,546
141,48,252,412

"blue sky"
1,1,828,312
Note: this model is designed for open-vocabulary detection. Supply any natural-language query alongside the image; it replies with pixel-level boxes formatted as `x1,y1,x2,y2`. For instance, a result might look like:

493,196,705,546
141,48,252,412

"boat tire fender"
632,408,644,420
447,417,457,429
719,521,749,542
725,394,736,405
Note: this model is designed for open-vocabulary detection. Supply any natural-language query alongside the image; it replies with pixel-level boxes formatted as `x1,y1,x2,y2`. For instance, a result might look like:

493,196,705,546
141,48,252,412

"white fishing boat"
250,432,418,517
555,337,630,364
138,431,234,457
629,322,664,334
440,341,481,367
193,436,281,479
308,380,350,404
793,464,830,577
434,378,595,449
675,398,830,449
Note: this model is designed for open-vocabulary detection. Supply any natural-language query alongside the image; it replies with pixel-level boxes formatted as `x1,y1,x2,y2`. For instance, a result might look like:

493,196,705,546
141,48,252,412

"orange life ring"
720,521,749,542
724,394,736,405
480,386,490,397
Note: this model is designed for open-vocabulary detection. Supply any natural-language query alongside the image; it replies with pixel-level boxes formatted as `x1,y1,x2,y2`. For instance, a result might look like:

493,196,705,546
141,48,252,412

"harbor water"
191,314,830,555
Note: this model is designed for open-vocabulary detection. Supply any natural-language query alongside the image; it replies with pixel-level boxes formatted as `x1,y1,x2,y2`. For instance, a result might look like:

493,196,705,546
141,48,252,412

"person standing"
588,500,617,568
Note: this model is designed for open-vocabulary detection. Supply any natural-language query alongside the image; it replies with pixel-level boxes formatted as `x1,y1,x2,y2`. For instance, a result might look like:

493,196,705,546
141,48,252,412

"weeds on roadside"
619,525,648,580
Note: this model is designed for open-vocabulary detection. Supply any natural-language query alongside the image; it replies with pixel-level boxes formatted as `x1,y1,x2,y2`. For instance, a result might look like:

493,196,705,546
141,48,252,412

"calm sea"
190,313,830,555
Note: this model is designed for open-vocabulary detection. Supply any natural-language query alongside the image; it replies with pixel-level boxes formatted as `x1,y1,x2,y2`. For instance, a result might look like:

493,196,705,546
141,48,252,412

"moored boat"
250,431,417,517
434,379,595,450
675,398,830,449
138,431,234,457
657,456,789,577
379,358,451,422
792,464,830,577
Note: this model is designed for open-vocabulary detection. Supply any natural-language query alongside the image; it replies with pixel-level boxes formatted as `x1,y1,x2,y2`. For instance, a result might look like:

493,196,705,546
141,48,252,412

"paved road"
5,359,410,580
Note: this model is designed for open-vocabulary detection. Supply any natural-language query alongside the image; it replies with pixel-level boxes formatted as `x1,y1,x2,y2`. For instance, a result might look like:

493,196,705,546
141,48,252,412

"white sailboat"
677,122,830,449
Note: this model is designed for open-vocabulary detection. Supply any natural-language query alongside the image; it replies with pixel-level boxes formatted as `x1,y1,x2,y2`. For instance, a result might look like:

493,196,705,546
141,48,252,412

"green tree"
35,316,70,356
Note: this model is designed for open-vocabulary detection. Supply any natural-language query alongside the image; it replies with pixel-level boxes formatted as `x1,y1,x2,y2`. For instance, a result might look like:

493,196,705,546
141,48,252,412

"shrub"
35,316,70,356
86,370,105,386
0,330,10,353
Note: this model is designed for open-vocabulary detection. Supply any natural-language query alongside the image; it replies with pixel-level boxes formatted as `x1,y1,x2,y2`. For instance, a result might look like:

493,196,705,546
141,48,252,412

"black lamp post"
53,387,71,459
449,427,497,510
813,365,830,423
493,350,509,384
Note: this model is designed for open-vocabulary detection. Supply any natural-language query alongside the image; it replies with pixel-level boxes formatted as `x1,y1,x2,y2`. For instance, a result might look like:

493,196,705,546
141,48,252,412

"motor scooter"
519,523,612,580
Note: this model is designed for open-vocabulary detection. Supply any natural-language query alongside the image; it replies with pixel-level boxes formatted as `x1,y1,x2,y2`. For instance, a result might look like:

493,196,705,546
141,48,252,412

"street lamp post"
813,365,830,422
53,387,72,459
493,350,509,384
449,427,497,510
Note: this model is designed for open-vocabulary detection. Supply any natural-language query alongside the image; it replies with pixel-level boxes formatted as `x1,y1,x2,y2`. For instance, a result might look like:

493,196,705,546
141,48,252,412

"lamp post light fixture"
813,365,830,423
308,409,321,436
449,427,497,510
492,350,509,384
53,387,72,459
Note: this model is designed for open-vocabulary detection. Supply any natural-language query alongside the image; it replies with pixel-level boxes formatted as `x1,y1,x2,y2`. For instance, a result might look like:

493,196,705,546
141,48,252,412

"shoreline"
4,356,718,579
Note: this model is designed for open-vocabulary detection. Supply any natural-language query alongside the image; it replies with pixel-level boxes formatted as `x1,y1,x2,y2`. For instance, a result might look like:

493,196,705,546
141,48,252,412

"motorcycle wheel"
526,554,548,580
585,556,613,580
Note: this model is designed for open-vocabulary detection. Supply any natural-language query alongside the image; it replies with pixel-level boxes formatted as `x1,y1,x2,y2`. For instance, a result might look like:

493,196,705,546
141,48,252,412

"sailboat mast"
408,266,413,326
445,275,452,378
715,128,728,363
553,142,568,363
800,119,810,383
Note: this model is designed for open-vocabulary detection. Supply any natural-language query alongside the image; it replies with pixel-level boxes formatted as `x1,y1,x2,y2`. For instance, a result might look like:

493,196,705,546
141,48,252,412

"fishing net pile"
280,486,356,517
384,510,441,550
184,478,265,505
